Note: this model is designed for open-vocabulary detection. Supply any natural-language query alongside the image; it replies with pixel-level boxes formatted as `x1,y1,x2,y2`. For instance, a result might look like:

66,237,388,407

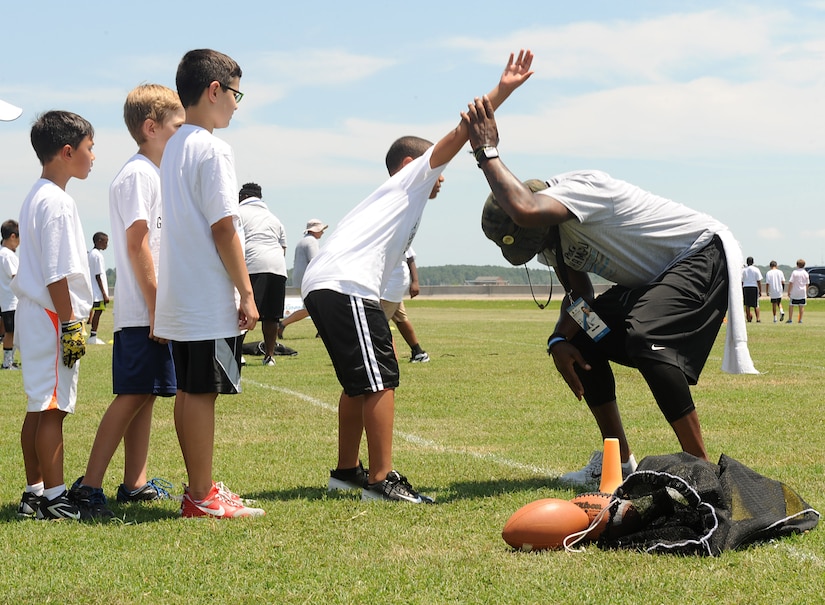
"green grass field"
1,299,822,604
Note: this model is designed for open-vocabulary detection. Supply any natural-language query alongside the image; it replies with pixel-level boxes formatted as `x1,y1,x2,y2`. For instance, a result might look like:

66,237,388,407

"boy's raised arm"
430,49,533,169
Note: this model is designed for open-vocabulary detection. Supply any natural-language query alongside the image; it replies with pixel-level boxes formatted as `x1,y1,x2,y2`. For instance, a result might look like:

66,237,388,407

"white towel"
717,229,759,374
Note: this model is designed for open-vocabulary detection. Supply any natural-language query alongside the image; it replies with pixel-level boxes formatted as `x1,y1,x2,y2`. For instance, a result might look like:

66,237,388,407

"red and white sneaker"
180,483,265,518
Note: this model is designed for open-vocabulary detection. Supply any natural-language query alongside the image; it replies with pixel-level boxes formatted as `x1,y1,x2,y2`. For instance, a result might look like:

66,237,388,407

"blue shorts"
112,327,176,396
305,289,399,397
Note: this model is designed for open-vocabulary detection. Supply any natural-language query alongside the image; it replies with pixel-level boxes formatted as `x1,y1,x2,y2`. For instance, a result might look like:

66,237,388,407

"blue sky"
2,1,825,272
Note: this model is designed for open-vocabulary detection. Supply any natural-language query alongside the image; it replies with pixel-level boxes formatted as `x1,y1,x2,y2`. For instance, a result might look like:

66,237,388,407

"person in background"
764,260,785,323
278,218,327,338
237,182,289,366
741,256,762,323
0,219,20,369
87,232,110,344
786,259,809,324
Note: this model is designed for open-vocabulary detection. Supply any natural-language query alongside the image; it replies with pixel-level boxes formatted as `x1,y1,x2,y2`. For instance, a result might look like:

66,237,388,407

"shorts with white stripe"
171,336,244,395
305,289,399,397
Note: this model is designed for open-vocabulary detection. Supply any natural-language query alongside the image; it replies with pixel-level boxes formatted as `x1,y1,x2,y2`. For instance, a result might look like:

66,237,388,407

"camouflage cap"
481,179,552,266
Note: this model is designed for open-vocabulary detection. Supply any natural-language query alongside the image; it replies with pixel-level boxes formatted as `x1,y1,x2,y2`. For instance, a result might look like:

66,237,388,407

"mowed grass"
0,298,822,604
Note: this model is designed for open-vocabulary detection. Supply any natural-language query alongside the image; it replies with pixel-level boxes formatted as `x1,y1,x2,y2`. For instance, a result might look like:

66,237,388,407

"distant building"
465,276,509,286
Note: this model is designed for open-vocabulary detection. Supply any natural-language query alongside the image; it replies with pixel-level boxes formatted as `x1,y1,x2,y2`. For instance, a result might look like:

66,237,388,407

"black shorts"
250,273,286,321
1,310,14,333
304,289,399,397
742,286,759,308
572,235,728,405
171,335,245,395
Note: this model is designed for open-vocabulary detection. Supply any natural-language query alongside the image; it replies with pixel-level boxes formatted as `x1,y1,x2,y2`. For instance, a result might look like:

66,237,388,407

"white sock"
26,482,44,496
43,484,67,501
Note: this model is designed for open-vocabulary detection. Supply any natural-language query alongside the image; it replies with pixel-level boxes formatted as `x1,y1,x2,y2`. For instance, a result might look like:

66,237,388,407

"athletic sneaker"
18,491,40,518
87,335,107,345
70,484,114,520
780,311,785,322
180,483,265,518
262,356,276,366
558,451,638,489
410,351,430,363
37,491,81,521
362,470,434,503
273,343,298,356
117,478,174,503
328,462,369,491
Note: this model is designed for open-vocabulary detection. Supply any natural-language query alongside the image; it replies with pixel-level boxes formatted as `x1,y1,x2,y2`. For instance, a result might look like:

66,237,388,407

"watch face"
484,147,499,158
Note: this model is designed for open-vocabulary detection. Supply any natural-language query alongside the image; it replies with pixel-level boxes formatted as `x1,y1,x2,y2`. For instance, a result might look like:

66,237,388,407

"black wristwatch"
473,146,499,167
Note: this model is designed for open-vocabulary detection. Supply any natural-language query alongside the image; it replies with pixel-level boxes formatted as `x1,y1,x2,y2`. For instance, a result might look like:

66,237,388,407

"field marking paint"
245,379,557,476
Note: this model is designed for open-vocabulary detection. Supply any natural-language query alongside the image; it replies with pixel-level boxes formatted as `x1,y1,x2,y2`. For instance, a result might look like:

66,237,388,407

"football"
502,498,590,551
570,491,613,540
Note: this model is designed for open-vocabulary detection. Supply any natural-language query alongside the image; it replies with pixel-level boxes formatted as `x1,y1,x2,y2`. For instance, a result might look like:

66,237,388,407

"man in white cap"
278,218,327,337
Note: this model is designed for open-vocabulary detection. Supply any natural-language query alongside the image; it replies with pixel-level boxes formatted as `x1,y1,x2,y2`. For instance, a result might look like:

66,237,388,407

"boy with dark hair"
155,49,264,518
0,219,20,369
70,84,184,519
302,50,534,503
13,110,95,520
87,231,110,344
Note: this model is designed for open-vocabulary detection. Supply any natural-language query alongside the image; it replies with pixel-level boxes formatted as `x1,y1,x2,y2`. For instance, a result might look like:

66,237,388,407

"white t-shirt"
302,147,444,301
11,179,92,318
741,265,762,288
156,124,241,341
237,197,287,276
381,247,415,303
765,268,785,299
109,153,162,330
88,248,108,301
0,245,19,311
537,170,726,287
788,268,810,300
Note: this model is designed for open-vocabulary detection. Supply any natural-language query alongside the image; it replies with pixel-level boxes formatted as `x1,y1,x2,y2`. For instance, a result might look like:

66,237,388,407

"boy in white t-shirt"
764,260,785,322
69,84,184,520
787,259,810,324
0,219,20,369
86,231,110,344
156,49,263,518
13,110,95,520
302,50,534,503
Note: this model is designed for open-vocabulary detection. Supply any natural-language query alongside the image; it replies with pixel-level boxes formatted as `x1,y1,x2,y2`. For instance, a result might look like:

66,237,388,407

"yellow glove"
60,319,86,368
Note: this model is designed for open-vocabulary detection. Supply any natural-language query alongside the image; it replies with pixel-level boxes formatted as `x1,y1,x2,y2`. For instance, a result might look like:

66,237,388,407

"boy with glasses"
155,49,263,518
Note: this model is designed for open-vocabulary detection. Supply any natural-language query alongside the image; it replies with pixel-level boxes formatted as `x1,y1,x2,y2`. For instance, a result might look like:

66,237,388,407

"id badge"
566,297,610,342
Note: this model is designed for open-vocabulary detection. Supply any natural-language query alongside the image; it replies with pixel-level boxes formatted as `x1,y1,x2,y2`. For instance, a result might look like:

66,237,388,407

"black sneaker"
328,461,369,491
37,491,81,520
361,470,434,503
18,491,40,518
70,483,114,520
116,478,174,502
273,343,298,356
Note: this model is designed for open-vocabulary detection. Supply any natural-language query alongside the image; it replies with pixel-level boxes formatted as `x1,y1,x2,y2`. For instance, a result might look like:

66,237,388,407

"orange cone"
599,437,623,494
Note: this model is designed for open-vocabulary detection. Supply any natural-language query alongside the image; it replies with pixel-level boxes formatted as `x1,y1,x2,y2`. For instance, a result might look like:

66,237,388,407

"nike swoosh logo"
651,345,666,351
196,503,225,516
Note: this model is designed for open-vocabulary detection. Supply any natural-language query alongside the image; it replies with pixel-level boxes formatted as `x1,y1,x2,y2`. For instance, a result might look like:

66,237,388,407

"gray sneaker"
361,470,434,503
410,351,430,363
